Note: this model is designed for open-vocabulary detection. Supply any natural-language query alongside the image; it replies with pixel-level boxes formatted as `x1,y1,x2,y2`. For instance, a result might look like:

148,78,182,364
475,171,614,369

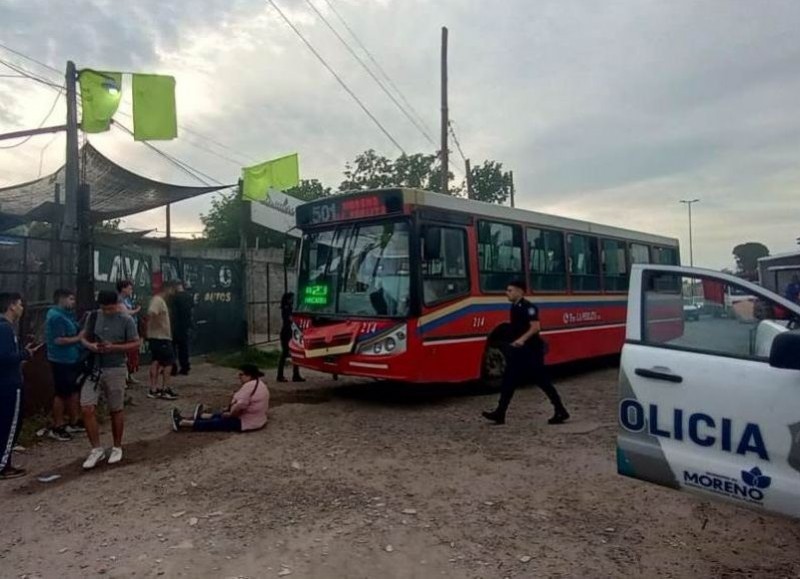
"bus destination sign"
296,190,404,226
303,284,329,306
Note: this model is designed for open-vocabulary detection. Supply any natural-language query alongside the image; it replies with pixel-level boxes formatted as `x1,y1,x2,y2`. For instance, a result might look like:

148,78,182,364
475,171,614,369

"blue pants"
192,413,241,432
0,387,24,471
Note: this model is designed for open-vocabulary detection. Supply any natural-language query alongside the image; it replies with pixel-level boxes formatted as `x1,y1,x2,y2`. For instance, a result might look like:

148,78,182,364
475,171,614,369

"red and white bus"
290,188,679,383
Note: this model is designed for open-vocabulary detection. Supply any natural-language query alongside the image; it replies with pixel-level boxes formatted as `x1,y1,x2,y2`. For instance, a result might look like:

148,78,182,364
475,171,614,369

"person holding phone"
0,292,39,480
78,290,139,470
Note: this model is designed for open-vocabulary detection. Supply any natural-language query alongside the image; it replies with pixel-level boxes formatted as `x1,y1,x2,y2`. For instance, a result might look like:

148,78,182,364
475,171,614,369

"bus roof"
297,187,679,247
403,188,678,246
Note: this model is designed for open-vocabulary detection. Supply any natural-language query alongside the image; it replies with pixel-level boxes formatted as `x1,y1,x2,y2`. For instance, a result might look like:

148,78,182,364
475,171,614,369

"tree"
468,160,512,204
200,192,242,247
733,242,769,278
285,179,331,202
339,149,461,195
339,149,396,191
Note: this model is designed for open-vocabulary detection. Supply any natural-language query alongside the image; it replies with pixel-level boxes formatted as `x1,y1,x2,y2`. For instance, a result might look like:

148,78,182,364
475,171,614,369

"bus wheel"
481,344,506,390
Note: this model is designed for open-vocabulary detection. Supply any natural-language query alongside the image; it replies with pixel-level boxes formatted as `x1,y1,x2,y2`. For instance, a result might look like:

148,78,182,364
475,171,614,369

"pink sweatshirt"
230,379,269,431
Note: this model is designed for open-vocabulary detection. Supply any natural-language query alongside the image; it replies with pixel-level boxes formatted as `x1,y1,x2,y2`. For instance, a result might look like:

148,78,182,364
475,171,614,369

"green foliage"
733,242,769,277
200,192,242,248
469,160,512,204
339,149,460,194
285,179,331,202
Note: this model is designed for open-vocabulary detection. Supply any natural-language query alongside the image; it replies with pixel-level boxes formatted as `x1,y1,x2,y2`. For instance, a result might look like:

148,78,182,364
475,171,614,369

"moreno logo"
683,466,770,504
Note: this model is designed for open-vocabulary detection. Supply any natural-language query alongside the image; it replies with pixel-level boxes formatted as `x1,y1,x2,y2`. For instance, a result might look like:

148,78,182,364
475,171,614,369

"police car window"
602,239,628,292
527,228,566,291
421,226,469,305
568,234,600,291
478,220,523,292
643,272,793,360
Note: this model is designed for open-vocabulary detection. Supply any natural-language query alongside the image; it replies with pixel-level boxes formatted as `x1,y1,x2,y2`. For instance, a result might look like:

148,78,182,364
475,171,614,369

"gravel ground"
2,360,799,579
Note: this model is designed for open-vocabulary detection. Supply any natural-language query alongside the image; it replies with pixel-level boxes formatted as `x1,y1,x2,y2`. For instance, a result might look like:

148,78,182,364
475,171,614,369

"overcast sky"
2,0,799,269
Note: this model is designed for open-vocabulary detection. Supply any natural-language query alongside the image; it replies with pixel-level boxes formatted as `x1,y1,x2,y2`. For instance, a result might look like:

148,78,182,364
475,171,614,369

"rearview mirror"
423,227,441,260
769,332,800,370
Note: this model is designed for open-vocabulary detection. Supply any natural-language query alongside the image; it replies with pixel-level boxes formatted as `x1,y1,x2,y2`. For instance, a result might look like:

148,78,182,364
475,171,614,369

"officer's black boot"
482,410,506,425
547,408,570,425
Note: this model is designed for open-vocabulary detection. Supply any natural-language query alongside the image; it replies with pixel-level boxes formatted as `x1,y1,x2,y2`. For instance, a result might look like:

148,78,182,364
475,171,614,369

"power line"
304,0,435,147
266,0,406,154
0,44,257,167
448,120,468,163
0,84,64,150
0,58,63,89
111,120,231,187
0,42,61,75
321,0,435,138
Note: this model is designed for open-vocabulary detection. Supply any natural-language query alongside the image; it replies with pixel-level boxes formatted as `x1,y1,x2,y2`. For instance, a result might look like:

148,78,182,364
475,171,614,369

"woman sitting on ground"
171,364,268,432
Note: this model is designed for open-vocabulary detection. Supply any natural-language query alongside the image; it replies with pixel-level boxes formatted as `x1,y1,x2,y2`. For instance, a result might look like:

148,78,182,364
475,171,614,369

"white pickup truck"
618,265,800,519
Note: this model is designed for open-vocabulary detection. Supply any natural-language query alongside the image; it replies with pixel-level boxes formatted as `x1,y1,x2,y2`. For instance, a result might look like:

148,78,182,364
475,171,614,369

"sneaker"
548,410,570,425
82,447,106,470
107,447,123,465
65,423,86,434
127,375,141,385
160,388,178,401
481,410,506,425
47,427,72,442
192,403,204,421
0,465,27,480
147,389,162,399
171,408,182,432
292,376,306,383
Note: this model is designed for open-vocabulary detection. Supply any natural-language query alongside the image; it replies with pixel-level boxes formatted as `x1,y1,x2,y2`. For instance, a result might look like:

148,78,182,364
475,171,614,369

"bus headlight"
357,324,407,356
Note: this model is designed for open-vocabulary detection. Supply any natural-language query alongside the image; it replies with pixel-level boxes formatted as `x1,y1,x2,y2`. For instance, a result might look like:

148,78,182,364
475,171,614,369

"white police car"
618,265,800,519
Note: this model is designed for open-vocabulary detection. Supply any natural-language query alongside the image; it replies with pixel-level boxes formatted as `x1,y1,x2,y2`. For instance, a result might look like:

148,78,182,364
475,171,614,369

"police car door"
618,265,800,518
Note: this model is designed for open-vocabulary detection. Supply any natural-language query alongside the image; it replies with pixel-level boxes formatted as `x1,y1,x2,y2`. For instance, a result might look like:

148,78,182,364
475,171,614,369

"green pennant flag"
78,70,122,133
132,74,177,140
242,154,300,201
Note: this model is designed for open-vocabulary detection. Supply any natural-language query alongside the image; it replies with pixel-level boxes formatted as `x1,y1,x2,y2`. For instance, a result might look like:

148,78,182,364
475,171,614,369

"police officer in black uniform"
482,279,569,425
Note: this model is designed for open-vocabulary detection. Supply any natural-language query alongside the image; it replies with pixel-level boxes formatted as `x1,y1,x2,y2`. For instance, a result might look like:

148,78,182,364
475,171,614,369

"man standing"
0,292,37,480
482,280,569,426
45,289,85,442
169,280,193,377
785,275,800,305
117,280,142,385
147,282,177,400
79,290,139,470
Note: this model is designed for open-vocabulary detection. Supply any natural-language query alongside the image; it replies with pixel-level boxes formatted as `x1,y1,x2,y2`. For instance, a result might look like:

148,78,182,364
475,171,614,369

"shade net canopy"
0,143,231,223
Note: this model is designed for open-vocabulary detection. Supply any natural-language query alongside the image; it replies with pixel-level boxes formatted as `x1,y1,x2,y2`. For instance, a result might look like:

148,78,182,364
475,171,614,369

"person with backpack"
117,280,142,385
277,292,304,382
170,364,268,432
78,290,139,470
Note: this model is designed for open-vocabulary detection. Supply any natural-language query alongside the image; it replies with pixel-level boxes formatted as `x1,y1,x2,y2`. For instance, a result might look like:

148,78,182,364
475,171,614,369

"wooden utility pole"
63,61,79,240
166,203,172,256
440,26,449,195
465,158,473,199
509,170,515,208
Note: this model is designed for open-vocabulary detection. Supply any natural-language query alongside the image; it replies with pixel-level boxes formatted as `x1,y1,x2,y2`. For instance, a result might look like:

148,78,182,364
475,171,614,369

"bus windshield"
297,219,411,317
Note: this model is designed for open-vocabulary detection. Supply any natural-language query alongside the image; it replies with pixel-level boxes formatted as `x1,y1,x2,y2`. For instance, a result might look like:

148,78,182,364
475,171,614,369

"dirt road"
2,361,799,578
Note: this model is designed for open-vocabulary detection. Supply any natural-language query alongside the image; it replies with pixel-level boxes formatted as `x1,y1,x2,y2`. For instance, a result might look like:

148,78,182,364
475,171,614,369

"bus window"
602,239,628,291
527,228,566,291
630,243,650,265
421,226,469,305
654,246,679,265
568,234,600,291
478,220,523,292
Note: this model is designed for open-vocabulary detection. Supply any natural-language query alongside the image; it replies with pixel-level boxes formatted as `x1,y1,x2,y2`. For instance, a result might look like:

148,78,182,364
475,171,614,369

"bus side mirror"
769,332,800,370
423,228,441,260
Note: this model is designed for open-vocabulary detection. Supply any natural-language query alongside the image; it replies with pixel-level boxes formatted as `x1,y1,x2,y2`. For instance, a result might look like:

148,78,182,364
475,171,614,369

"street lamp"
679,199,700,267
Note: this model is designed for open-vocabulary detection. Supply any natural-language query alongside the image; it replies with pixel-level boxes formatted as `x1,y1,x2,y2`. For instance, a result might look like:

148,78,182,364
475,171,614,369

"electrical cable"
0,84,64,149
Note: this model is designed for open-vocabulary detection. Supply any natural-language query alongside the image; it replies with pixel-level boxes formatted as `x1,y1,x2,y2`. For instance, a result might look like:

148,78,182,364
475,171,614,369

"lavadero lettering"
619,399,769,461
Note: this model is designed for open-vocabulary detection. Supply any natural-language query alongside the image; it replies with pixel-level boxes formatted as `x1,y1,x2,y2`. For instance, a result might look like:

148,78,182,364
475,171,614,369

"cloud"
2,0,800,268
